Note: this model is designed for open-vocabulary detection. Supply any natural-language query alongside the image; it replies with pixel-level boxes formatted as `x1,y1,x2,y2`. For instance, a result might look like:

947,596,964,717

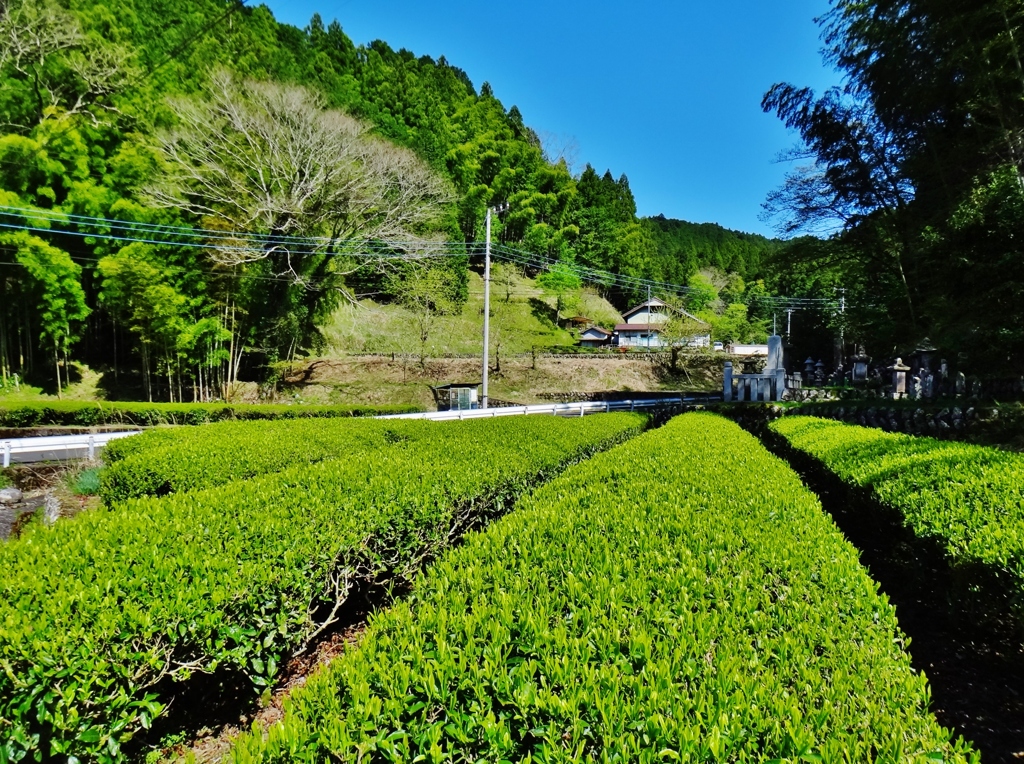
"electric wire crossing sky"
0,205,843,312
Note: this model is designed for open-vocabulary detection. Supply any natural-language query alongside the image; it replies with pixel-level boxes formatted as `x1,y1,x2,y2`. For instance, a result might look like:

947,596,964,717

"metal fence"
376,396,719,421
1,396,720,465
2,431,141,467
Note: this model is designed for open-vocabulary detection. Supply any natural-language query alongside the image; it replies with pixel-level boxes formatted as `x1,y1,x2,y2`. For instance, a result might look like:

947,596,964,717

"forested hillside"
643,214,782,281
0,0,774,401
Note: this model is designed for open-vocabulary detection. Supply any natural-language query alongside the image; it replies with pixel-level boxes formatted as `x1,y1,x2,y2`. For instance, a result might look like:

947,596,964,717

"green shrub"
0,414,644,762
72,467,101,496
771,415,1024,627
98,418,436,503
0,401,421,428
231,413,975,763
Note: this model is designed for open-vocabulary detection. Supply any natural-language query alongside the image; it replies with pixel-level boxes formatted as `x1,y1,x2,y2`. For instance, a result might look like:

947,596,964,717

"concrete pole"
646,285,651,351
482,207,492,410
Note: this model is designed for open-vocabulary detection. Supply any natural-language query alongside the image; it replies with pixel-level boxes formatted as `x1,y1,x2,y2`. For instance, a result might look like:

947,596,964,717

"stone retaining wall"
790,403,981,437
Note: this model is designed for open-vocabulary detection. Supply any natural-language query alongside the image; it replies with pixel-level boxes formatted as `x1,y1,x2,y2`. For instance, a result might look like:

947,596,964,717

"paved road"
376,395,719,421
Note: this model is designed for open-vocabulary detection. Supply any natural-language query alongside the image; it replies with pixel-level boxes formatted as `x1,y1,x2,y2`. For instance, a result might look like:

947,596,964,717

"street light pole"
482,203,507,409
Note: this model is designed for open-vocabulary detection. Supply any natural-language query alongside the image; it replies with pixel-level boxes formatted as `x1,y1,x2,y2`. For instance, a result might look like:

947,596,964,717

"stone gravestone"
767,335,783,371
852,346,870,383
921,369,934,400
910,374,922,400
955,372,966,397
889,358,910,399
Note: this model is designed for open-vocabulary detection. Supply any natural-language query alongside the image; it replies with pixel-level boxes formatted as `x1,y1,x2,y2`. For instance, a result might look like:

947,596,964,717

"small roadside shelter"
430,382,480,412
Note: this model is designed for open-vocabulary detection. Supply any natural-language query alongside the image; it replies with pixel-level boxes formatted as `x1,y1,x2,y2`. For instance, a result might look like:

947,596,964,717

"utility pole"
836,287,846,369
786,308,794,339
481,203,507,410
646,285,651,351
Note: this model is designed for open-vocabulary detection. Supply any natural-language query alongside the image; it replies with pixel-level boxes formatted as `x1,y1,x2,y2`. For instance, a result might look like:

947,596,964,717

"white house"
613,298,711,349
578,326,613,347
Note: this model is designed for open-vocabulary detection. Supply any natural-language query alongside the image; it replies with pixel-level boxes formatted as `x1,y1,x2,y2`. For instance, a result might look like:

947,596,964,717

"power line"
0,207,853,308
0,205,475,255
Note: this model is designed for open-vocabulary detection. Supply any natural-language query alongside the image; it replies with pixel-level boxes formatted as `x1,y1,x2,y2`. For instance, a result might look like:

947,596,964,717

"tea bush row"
231,413,975,763
0,414,645,762
771,416,1024,625
99,418,438,503
0,401,418,428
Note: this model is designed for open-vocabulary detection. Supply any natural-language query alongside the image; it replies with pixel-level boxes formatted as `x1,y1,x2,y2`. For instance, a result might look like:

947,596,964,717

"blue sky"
262,1,843,237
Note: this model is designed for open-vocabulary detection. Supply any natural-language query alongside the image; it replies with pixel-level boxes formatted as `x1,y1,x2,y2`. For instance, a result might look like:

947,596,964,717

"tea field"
1,411,1009,762
772,416,1024,631
0,414,644,761
230,414,976,763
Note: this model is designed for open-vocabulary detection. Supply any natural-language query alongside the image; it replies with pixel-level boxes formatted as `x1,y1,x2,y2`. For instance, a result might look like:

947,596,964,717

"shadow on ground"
756,426,1024,762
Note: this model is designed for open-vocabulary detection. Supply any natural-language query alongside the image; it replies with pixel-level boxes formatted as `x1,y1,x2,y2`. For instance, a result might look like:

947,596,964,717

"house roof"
621,298,669,320
615,323,663,333
620,298,708,326
581,326,612,336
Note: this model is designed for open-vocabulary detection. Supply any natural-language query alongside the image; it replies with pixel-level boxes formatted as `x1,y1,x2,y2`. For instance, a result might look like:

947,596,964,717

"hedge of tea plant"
771,416,1024,621
231,413,975,763
99,418,437,503
0,400,418,428
0,413,645,762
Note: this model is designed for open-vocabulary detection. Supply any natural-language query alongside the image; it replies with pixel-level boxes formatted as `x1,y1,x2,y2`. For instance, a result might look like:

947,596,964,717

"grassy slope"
0,273,719,410
325,271,622,356
297,271,718,408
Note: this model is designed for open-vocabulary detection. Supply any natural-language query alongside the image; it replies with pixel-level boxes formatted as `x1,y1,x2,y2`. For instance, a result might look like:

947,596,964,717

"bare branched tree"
0,0,133,127
149,71,452,272
147,71,453,362
387,258,461,367
538,130,581,176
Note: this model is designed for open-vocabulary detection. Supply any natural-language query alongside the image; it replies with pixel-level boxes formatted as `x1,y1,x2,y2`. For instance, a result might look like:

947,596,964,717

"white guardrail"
1,430,141,467
376,396,716,421
1,396,717,465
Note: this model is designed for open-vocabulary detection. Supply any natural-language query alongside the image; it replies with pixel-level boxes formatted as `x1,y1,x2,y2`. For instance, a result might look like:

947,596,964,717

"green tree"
763,0,1024,369
0,230,89,396
537,263,582,326
98,244,189,401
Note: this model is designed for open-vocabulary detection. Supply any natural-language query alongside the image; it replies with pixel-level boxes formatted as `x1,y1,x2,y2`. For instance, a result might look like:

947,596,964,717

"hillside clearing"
325,271,622,357
278,353,720,409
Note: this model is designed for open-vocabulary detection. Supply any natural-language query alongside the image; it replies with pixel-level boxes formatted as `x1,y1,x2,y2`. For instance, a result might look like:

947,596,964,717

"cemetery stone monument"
889,358,910,399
